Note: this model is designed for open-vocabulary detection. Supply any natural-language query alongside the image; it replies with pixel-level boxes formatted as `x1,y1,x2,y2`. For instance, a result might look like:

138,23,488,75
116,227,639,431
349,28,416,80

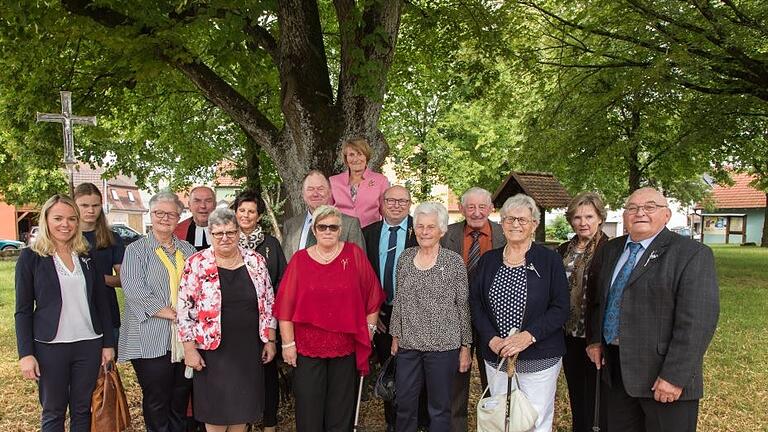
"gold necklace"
216,253,242,268
315,243,341,263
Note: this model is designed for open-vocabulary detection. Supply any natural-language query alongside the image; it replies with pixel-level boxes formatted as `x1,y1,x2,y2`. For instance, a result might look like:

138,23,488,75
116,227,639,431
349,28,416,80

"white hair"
500,194,540,221
413,202,449,233
460,187,493,206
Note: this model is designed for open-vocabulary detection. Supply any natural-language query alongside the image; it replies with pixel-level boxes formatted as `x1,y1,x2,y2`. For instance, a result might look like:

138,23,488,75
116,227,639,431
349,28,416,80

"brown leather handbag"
91,361,131,432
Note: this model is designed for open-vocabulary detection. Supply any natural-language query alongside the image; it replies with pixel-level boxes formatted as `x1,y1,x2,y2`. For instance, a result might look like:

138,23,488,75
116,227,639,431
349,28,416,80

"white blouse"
47,253,101,343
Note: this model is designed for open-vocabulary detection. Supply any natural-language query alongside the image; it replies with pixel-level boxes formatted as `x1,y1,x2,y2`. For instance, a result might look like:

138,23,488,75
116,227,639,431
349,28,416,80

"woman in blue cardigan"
469,194,569,432
15,194,115,431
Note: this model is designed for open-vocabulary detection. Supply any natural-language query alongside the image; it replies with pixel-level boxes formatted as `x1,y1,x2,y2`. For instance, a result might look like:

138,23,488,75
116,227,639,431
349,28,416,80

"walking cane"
592,365,602,431
504,354,518,432
353,375,365,431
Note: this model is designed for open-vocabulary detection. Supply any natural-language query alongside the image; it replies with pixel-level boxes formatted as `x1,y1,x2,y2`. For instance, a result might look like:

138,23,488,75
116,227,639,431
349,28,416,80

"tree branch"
61,0,280,148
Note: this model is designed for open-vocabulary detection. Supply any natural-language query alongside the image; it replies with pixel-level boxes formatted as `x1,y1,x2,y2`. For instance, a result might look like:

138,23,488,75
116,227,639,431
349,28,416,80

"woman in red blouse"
274,205,384,432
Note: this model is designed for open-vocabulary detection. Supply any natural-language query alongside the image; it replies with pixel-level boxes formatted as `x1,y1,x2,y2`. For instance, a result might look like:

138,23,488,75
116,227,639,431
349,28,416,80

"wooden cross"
36,91,97,194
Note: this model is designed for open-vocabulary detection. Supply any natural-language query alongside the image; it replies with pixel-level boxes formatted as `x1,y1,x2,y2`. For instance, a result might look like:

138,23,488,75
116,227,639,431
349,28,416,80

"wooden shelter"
492,171,572,242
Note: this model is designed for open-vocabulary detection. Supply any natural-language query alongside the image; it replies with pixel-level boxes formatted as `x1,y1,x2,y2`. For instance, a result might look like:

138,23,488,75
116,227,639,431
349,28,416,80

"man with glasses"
362,186,427,431
282,170,365,261
441,187,505,432
586,187,719,432
174,186,216,251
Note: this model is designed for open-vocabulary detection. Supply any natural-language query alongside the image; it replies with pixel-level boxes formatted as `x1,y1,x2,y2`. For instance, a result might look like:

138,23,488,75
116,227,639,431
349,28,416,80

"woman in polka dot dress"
468,194,569,432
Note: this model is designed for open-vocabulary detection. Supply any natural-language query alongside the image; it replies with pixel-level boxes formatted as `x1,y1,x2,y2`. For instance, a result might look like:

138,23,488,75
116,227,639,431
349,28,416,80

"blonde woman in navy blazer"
15,194,115,432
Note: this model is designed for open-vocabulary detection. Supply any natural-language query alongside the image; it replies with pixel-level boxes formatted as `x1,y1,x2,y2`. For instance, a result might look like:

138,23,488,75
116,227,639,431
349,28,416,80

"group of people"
15,136,719,432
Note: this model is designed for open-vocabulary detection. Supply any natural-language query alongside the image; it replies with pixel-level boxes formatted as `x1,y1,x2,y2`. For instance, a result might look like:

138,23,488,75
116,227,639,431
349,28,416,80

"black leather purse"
374,355,396,401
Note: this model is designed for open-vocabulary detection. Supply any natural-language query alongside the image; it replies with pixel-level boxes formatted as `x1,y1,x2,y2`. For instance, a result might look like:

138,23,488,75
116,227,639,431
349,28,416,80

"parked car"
670,226,701,241
111,224,143,245
0,239,24,251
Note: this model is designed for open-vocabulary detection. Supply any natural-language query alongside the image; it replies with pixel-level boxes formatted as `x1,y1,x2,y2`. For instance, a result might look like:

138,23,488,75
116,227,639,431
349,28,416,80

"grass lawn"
0,244,765,431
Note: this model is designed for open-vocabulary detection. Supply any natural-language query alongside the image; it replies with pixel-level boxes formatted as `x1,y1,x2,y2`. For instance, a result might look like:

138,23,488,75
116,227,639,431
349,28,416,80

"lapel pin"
644,250,660,267
525,262,541,278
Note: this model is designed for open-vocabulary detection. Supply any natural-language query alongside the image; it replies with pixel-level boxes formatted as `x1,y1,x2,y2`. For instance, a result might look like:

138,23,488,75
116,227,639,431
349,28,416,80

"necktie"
305,219,317,248
603,242,643,344
467,230,482,277
383,226,399,303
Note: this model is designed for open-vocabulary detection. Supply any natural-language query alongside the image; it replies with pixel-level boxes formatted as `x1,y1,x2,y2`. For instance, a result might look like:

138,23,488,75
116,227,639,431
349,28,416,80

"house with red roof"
694,173,766,245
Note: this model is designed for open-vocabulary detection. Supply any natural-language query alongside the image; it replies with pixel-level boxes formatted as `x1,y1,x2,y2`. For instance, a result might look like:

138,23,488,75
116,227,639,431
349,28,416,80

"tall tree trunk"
61,0,402,222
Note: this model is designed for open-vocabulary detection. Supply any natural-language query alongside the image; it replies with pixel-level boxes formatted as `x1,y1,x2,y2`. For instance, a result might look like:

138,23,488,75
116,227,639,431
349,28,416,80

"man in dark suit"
173,185,215,251
362,185,421,431
440,187,505,432
282,170,365,261
587,187,719,432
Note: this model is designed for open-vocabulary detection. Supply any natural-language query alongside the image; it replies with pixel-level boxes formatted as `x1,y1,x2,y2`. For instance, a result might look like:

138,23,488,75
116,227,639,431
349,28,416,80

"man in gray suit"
441,187,505,432
587,187,719,432
282,170,365,261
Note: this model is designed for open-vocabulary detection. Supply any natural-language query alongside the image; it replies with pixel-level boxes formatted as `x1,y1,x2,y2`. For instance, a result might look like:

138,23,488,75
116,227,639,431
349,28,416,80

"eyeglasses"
624,203,667,215
384,198,410,207
211,230,239,239
501,216,532,226
315,224,340,232
152,210,180,220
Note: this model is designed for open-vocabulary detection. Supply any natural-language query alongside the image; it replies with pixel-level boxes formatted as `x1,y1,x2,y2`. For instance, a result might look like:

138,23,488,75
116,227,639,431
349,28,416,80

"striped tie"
467,230,482,277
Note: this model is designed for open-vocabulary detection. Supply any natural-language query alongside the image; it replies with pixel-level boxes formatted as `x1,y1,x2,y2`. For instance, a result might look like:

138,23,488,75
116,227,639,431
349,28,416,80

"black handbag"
374,355,396,401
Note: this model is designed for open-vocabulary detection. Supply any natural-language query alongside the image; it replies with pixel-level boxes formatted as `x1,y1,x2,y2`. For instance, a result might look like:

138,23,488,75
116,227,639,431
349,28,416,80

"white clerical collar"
194,224,210,246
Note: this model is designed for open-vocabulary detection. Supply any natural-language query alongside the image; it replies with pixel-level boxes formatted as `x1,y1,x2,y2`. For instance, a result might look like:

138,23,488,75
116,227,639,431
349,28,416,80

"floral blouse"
177,246,276,349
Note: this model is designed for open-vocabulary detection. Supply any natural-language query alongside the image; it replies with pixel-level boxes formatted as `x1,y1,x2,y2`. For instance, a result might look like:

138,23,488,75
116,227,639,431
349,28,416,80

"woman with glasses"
468,194,569,432
274,205,384,432
329,137,390,228
233,190,286,432
556,192,609,432
119,191,196,432
177,208,276,432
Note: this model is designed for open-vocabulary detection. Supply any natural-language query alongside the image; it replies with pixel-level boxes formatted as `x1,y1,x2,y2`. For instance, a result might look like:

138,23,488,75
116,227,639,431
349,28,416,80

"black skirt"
193,266,264,425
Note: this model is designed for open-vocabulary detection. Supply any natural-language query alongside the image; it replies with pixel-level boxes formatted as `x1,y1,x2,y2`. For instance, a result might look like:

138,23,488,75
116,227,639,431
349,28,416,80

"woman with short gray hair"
390,202,472,431
120,190,197,431
469,193,569,432
177,206,277,430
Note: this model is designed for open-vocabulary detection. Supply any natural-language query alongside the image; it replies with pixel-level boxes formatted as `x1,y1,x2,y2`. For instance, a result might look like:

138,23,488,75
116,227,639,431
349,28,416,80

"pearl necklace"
503,241,532,267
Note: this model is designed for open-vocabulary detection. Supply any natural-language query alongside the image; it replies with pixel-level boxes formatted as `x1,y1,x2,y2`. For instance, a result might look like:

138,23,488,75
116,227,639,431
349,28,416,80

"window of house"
128,191,135,202
111,189,119,200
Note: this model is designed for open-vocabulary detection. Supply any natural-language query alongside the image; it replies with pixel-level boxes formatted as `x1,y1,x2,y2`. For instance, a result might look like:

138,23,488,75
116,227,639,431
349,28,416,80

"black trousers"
374,304,430,430
293,354,357,432
450,327,485,432
131,353,193,432
35,338,102,432
563,335,606,432
604,345,700,432
396,349,458,432
263,358,279,427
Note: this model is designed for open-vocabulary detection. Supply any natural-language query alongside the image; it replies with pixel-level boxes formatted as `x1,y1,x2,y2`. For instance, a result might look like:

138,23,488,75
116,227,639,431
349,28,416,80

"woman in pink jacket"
329,137,390,228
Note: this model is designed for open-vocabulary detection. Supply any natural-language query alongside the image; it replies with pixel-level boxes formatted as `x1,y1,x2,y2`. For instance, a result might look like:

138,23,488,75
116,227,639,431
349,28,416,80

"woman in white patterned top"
390,202,471,432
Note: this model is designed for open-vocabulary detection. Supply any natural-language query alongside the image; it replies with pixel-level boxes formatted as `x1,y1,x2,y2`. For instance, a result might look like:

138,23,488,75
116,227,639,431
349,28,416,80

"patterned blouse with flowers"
176,246,276,349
